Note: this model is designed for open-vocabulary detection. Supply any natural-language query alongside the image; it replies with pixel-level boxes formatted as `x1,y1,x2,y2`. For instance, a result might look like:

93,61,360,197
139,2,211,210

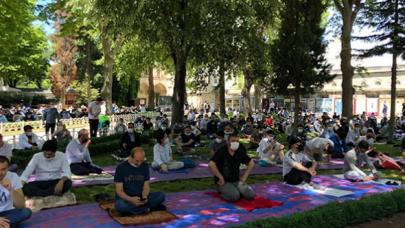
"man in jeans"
208,132,256,201
0,155,31,227
88,97,103,138
114,147,166,215
43,103,60,140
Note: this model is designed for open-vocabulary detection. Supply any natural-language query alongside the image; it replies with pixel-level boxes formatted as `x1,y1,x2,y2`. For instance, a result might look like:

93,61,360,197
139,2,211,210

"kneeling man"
208,132,255,202
20,140,72,197
114,147,166,215
344,140,378,181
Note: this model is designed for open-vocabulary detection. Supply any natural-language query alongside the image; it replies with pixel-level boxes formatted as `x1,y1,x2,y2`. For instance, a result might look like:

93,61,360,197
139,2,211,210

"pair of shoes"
94,193,114,203
386,181,399,186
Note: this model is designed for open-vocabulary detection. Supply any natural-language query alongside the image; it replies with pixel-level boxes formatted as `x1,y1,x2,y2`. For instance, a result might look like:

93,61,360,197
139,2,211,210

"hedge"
239,189,405,228
0,91,55,107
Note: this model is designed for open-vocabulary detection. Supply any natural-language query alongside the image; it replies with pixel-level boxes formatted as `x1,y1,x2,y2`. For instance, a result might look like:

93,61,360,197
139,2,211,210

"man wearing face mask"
115,147,166,215
346,121,361,149
283,136,318,186
209,131,226,156
21,140,72,197
120,123,141,158
65,129,103,176
208,132,256,202
223,123,235,141
17,125,43,150
257,129,285,166
175,125,196,154
152,130,184,172
344,140,378,181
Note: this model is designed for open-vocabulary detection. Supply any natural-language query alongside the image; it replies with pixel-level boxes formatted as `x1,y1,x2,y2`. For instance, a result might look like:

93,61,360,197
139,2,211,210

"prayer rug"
25,192,77,212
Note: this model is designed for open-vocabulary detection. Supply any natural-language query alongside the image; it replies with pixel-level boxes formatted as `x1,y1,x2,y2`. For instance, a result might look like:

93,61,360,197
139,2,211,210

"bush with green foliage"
240,189,405,228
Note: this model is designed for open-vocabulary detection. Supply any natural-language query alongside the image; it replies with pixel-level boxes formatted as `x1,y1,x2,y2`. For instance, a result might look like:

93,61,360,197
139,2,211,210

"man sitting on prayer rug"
114,147,166,215
20,140,72,197
343,140,379,182
208,132,256,202
65,129,103,176
0,155,31,227
283,136,318,187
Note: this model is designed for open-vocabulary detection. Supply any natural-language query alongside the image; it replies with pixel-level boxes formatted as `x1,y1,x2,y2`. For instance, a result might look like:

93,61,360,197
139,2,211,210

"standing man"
0,156,31,227
43,103,60,140
88,97,103,138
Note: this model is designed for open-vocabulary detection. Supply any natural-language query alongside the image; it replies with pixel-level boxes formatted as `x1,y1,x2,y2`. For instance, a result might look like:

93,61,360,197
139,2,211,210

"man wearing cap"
17,125,43,150
283,136,318,186
20,140,72,197
343,140,378,181
257,129,285,166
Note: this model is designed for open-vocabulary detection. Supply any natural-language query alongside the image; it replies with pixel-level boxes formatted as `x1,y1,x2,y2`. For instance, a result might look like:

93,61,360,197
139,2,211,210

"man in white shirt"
65,129,103,176
17,125,43,150
88,97,103,138
257,129,285,166
20,140,72,197
0,155,31,227
0,134,12,160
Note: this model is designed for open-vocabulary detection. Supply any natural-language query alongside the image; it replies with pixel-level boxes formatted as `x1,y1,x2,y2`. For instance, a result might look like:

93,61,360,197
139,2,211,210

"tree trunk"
101,36,114,114
219,68,226,117
85,43,92,103
254,84,262,112
60,89,66,109
294,91,300,130
388,0,399,143
340,6,354,118
171,54,187,123
147,66,155,111
242,70,253,118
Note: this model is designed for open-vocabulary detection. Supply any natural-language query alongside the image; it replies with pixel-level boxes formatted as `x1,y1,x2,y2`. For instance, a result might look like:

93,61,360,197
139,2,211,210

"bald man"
114,147,166,215
65,129,103,175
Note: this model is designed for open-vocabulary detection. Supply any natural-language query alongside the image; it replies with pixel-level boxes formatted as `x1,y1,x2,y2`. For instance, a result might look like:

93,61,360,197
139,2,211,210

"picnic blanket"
21,175,398,228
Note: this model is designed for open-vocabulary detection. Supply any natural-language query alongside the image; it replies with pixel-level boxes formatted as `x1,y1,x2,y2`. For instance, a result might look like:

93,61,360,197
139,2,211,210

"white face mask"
127,128,134,133
164,138,170,144
26,132,33,137
215,138,223,143
185,132,191,136
298,129,303,133
268,136,274,142
230,142,240,151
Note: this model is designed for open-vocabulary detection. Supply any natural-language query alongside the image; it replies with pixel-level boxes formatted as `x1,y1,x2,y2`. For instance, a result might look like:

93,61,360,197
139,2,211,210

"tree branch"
334,0,344,14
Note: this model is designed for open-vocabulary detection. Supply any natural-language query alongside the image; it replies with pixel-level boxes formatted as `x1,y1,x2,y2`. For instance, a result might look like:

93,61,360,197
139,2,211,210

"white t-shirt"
0,143,12,159
88,101,101,120
0,172,22,212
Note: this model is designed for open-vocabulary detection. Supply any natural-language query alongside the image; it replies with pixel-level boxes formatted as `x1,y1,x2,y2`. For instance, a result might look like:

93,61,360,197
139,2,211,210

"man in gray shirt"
343,140,378,181
43,103,60,139
283,136,317,185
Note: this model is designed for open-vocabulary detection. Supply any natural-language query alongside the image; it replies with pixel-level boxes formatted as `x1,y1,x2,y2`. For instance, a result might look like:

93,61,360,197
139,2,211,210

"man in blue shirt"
114,147,166,215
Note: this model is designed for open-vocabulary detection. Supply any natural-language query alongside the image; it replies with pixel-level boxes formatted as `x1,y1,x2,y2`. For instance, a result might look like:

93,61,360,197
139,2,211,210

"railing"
0,112,161,137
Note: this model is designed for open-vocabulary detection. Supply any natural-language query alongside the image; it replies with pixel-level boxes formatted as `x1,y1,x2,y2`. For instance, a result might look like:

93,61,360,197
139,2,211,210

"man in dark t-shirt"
175,125,196,154
114,147,166,215
208,132,256,201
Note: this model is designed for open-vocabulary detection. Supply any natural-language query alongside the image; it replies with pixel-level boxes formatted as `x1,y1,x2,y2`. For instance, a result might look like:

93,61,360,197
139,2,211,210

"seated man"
257,129,285,166
114,147,166,215
120,123,141,158
283,136,318,186
20,140,72,197
17,125,43,150
240,118,255,138
208,131,226,156
152,130,184,172
344,140,378,181
208,132,255,202
175,125,196,154
0,134,18,171
65,129,103,176
114,118,127,134
304,137,334,162
0,155,32,227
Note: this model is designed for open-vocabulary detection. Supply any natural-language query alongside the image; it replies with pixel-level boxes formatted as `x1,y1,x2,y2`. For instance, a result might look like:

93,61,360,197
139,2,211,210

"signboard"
315,98,333,113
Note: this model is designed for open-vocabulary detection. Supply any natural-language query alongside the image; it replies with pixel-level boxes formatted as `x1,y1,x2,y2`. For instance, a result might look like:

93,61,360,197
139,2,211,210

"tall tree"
356,0,405,142
333,0,364,118
271,0,333,126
